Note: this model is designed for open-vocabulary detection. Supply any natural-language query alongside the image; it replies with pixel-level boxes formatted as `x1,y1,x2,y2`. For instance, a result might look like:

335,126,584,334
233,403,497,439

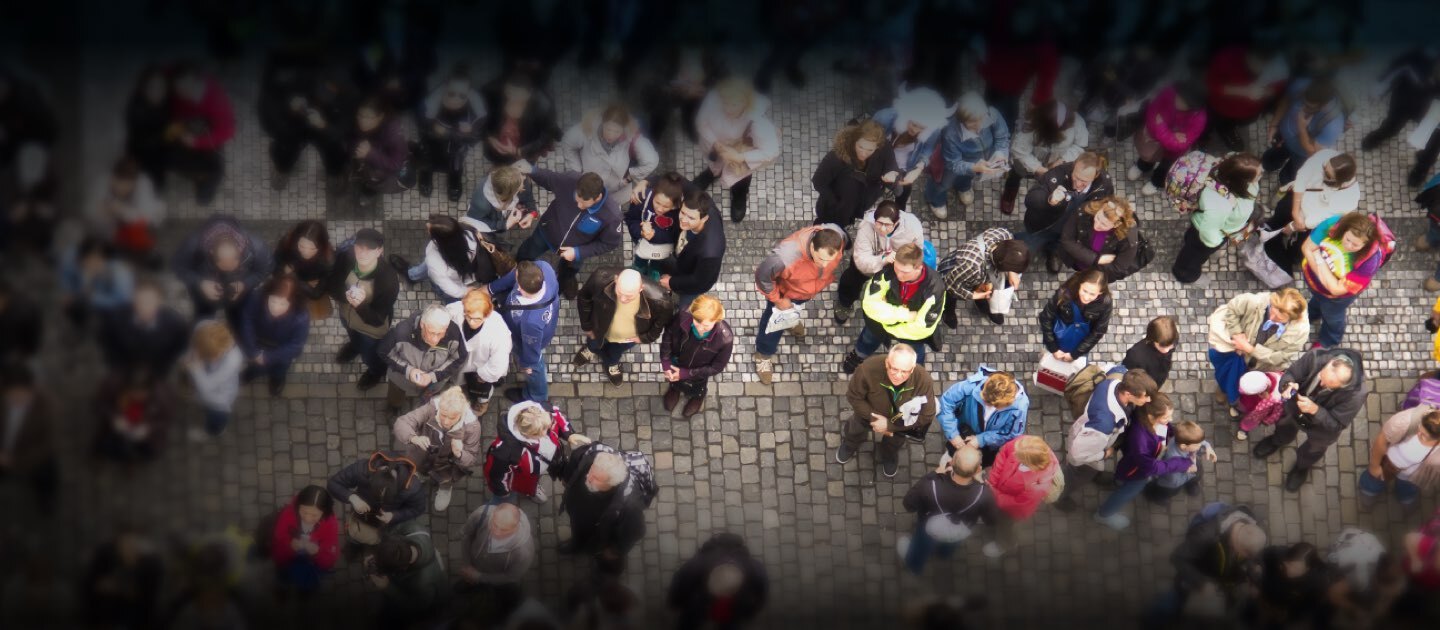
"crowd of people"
5,1,1440,628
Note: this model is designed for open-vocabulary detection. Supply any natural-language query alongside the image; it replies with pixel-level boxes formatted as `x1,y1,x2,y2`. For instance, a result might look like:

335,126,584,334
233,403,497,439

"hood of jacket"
504,400,546,443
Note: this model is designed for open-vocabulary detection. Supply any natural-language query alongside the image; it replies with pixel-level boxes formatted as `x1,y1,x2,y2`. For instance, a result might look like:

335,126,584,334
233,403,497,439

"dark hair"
516,261,544,294
1137,391,1173,430
1422,410,1440,439
872,200,900,223
1117,369,1158,399
1325,153,1357,186
1302,79,1337,105
293,485,334,520
577,173,607,201
651,172,686,206
112,157,142,180
277,220,333,264
372,535,414,576
1025,100,1072,146
992,239,1030,273
260,275,301,315
1282,542,1320,567
77,236,116,260
682,190,713,219
1213,153,1262,200
427,215,475,281
1145,316,1178,347
1058,269,1109,310
363,459,404,507
810,228,845,254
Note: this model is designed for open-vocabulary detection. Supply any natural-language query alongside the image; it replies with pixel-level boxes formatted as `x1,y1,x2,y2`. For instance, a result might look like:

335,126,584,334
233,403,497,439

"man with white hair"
378,304,469,414
835,345,938,478
1169,504,1269,618
551,442,648,562
459,501,535,591
574,266,676,386
1251,347,1367,492
927,92,1011,219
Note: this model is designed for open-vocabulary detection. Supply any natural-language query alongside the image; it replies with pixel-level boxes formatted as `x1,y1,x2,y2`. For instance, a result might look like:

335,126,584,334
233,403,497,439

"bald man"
460,501,535,588
574,266,677,385
837,345,938,478
897,445,1000,574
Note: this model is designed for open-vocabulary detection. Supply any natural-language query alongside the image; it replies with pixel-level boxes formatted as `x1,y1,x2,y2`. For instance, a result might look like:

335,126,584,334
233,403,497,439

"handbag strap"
931,477,983,520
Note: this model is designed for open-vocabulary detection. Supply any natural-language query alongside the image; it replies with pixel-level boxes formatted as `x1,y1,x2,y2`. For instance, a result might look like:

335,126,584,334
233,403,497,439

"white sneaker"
1126,165,1144,181
433,485,453,512
958,190,974,206
982,541,1006,559
531,486,548,504
896,535,912,562
931,204,949,219
1140,182,1158,196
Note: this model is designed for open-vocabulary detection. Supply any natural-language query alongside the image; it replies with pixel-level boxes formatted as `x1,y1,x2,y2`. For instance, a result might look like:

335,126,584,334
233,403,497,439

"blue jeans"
854,327,927,364
586,337,636,366
1309,291,1357,348
1096,477,1152,518
203,408,230,436
903,517,958,575
1358,468,1421,505
519,355,549,404
754,299,808,356
347,328,385,377
1208,348,1248,405
923,170,974,207
515,229,579,291
407,262,460,302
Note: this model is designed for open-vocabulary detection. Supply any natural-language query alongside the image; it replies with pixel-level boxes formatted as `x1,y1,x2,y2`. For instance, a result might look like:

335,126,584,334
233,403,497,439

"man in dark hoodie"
1252,348,1367,492
667,533,769,629
170,214,272,326
513,166,624,300
369,521,449,627
661,190,726,311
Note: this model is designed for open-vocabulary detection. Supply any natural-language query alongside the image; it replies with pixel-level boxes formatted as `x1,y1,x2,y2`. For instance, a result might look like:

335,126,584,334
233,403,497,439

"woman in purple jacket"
349,97,412,202
237,275,311,396
659,295,733,418
1094,392,1195,530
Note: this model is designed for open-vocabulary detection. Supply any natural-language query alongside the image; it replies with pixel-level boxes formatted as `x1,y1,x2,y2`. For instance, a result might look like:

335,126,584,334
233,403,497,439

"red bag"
114,220,155,254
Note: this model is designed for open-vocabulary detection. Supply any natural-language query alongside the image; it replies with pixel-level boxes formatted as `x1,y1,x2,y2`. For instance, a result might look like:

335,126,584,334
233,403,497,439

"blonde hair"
1014,436,1054,471
515,405,553,439
435,386,468,418
193,320,235,362
714,78,755,115
833,120,886,168
1270,288,1308,322
689,294,725,322
1083,196,1137,240
490,166,523,203
461,288,494,319
981,372,1019,408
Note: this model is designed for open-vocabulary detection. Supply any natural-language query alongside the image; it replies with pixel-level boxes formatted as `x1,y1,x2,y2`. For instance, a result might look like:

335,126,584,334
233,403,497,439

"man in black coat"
667,533,769,630
574,267,676,385
97,280,189,377
661,190,726,311
1019,155,1116,273
551,442,648,563
1251,347,1367,492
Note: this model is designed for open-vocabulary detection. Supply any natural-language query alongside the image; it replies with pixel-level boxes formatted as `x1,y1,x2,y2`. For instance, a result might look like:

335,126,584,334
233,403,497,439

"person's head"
576,173,607,210
135,66,168,104
1269,288,1306,324
649,172,686,215
1230,521,1269,560
949,445,983,480
1322,153,1357,189
489,503,522,540
835,120,886,167
352,228,385,268
425,214,476,278
279,220,332,263
679,190,714,233
991,239,1031,274
1174,420,1206,454
1139,391,1175,430
2,363,35,407
132,280,163,322
514,404,554,440
1063,269,1109,306
1327,213,1378,254
515,261,544,298
489,166,524,205
892,243,925,282
420,305,452,347
1144,316,1178,354
1319,355,1356,390
1213,153,1264,199
211,237,242,273
356,97,387,132
293,485,334,529
1301,79,1337,114
585,451,629,493
1070,152,1105,191
884,345,918,386
1281,542,1321,579
1116,369,1158,407
110,158,141,198
981,371,1019,409
372,535,417,576
707,562,745,599
869,201,901,237
956,92,991,132
1084,196,1136,240
614,269,643,304
807,229,844,267
440,64,473,111
363,453,409,506
1026,100,1075,145
1420,410,1440,445
500,72,535,118
1013,436,1054,471
598,104,632,143
434,386,468,430
891,85,954,139
193,319,235,362
171,63,206,101
262,275,301,319
77,237,115,274
461,289,493,330
688,295,725,335
715,78,756,119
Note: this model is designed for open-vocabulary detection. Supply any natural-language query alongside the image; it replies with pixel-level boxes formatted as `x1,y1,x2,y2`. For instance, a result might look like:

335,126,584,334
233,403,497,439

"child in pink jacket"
1129,83,1208,196
1236,370,1284,441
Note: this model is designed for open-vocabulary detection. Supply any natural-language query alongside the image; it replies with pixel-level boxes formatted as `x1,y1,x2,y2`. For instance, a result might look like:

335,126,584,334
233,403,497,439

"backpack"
620,450,659,508
1404,376,1440,410
1064,363,1109,419
1368,213,1398,268
1165,151,1222,213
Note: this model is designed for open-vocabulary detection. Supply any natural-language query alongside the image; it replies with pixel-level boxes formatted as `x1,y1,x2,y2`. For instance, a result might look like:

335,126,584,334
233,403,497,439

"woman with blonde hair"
392,385,485,512
483,401,590,503
693,78,780,223
985,435,1061,557
810,119,899,228
659,295,734,418
184,318,245,438
1057,196,1142,282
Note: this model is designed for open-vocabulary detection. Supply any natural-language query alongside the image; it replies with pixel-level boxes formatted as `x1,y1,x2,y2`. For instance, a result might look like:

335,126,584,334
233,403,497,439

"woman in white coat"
560,104,659,197
445,288,513,416
692,78,780,223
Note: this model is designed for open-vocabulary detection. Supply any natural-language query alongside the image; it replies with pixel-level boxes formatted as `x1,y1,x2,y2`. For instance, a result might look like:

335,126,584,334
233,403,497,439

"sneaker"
1425,278,1440,293
267,377,285,397
835,442,855,464
1414,235,1433,252
433,485,453,512
606,364,624,386
789,322,807,340
832,305,852,325
356,371,383,391
1140,182,1158,196
335,342,359,364
931,204,949,219
572,348,598,366
1126,165,1144,181
1053,496,1078,513
958,190,974,206
881,458,899,477
896,535,912,562
1283,466,1309,492
1252,438,1279,459
1094,511,1131,531
663,387,682,411
1235,430,1248,441
682,395,705,418
531,486,548,504
755,354,774,385
1229,405,1240,418
982,541,1006,559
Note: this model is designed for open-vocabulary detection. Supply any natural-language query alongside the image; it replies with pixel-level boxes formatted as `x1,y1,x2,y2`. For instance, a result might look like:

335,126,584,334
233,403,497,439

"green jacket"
860,265,944,341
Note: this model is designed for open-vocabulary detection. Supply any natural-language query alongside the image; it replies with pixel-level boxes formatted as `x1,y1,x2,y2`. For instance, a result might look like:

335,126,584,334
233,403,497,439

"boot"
842,350,865,375
682,395,705,418
418,170,434,197
999,173,1020,215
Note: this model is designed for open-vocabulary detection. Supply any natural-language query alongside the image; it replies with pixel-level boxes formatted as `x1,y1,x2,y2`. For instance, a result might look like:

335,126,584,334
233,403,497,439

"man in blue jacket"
513,166,623,300
936,368,1029,467
495,261,560,405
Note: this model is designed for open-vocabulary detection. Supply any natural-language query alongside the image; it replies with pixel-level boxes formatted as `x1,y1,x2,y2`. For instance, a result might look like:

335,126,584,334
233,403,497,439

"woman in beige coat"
1207,289,1311,413
392,386,485,512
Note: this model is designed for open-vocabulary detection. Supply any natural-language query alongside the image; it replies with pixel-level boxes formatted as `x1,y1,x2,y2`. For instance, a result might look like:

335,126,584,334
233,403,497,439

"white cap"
1239,372,1271,396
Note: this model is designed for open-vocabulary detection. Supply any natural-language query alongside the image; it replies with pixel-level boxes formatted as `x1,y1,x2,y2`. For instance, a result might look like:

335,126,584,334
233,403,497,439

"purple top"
1089,229,1110,253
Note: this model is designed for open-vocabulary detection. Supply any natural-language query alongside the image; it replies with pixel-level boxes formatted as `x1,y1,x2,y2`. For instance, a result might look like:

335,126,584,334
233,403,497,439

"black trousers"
1262,194,1309,273
170,147,224,204
1268,413,1342,471
271,132,347,176
1172,225,1223,283
835,264,870,309
693,169,753,222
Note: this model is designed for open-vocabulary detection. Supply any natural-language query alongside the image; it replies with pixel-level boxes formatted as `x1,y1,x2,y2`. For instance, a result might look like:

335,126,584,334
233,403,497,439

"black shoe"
335,342,359,364
1252,438,1279,459
832,305,852,325
987,313,1005,325
268,377,285,397
1360,132,1384,152
356,371,383,391
785,64,807,88
561,275,580,300
942,307,958,330
1283,467,1309,493
842,350,864,375
418,177,433,198
504,387,526,404
835,443,855,464
557,540,579,555
1408,168,1426,188
447,180,463,202
388,254,415,285
1045,252,1062,274
881,459,899,478
1053,495,1078,513
1183,479,1201,497
731,207,747,223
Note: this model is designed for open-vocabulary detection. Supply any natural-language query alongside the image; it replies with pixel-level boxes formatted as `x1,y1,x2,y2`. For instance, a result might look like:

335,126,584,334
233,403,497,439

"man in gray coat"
1252,347,1367,492
379,305,469,414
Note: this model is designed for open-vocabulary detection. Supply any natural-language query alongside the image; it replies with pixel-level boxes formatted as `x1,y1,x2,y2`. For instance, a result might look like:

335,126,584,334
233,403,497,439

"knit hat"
1239,371,1272,396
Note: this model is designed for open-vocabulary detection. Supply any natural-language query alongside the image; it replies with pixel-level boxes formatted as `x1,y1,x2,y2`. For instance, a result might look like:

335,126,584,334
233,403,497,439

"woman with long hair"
811,119,898,228
273,220,334,319
1037,269,1113,362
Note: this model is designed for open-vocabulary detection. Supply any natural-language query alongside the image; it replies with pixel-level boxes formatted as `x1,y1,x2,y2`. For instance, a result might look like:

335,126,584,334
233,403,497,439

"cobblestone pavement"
13,29,1440,629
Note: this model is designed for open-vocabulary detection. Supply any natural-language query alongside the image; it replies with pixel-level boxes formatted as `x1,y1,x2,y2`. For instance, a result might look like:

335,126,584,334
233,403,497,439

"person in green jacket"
370,521,450,626
1172,153,1263,284
843,243,944,374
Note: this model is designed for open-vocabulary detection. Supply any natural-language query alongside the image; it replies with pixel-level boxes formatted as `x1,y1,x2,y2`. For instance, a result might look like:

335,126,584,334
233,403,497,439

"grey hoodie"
460,503,536,584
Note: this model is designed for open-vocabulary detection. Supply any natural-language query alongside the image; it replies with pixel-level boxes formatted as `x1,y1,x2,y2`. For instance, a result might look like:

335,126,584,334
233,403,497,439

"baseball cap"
353,228,384,248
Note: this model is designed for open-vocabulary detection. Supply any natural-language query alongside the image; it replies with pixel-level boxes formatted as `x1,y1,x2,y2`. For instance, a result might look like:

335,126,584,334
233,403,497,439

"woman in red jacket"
984,435,1059,557
270,485,339,596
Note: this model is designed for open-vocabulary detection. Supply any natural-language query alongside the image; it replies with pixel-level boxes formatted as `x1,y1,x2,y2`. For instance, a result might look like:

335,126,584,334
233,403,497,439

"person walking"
1172,153,1264,283
897,445,1000,574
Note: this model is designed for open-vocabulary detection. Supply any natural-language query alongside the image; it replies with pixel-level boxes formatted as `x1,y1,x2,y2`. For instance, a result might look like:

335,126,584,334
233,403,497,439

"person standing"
496,261,560,405
0,365,57,516
96,280,188,377
236,275,311,397
257,55,355,191
378,305,469,414
550,442,652,563
166,64,235,205
561,104,660,197
868,86,952,210
444,289,511,416
1252,348,1367,492
329,229,399,392
1172,153,1264,283
624,172,686,281
835,345,937,478
1262,151,1361,273
667,533,769,630
1019,152,1115,273
484,401,589,504
465,165,537,235
478,71,560,167
573,268,676,386
513,167,624,300
753,224,846,385
347,98,413,205
170,214,272,327
1262,78,1347,186
1360,406,1440,514
458,501,535,593
392,386,484,512
936,368,1029,467
416,64,484,201
368,524,450,627
326,451,428,534
693,78,780,223
1122,316,1179,389
1055,196,1142,282
985,436,1060,558
272,220,334,320
1128,82,1207,196
1001,101,1089,216
833,201,924,326
268,486,340,597
1300,212,1387,348
810,119,898,228
1207,289,1311,415
182,319,244,439
659,295,733,419
843,244,944,372
1038,269,1113,363
938,228,1030,328
1054,368,1157,512
897,445,1000,574
661,190,726,310
927,92,1010,219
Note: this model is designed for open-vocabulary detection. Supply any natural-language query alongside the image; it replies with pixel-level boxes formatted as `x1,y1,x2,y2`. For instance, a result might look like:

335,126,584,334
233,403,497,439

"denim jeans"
754,299,808,356
675,293,698,312
517,355,549,404
1208,348,1248,405
1096,477,1152,518
854,326,927,364
347,328,386,377
1358,468,1421,505
514,229,579,290
203,408,231,436
903,517,958,575
923,169,974,208
1309,291,1358,348
586,337,636,366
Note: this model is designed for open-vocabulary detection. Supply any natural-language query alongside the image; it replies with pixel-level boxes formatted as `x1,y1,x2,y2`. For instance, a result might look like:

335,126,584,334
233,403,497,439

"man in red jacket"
167,64,236,205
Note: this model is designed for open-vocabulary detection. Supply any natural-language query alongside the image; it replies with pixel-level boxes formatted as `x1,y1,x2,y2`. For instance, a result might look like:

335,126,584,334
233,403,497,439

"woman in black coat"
1056,196,1141,282
811,120,899,227
1037,269,1113,361
123,66,172,188
273,220,335,319
479,71,560,166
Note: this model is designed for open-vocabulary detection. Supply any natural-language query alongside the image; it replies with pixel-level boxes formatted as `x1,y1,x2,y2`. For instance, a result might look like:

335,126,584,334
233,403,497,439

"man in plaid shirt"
938,227,1031,328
